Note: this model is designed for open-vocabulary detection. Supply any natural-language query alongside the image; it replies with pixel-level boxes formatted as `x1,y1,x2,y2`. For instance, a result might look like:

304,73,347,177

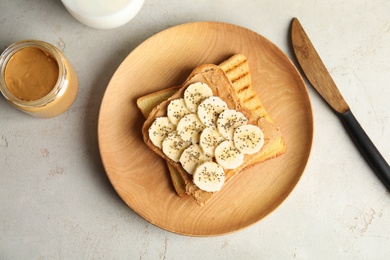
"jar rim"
0,40,67,108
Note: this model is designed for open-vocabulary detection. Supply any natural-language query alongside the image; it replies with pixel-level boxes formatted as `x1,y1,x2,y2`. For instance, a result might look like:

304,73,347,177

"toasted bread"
137,54,286,203
219,54,275,124
141,55,286,205
137,55,286,200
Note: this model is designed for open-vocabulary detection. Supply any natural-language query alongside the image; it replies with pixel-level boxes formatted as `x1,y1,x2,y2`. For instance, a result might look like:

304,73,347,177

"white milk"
61,0,144,29
71,0,129,15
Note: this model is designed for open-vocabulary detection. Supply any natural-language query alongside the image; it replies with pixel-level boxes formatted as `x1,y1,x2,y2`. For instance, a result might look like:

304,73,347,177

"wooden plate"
98,22,313,236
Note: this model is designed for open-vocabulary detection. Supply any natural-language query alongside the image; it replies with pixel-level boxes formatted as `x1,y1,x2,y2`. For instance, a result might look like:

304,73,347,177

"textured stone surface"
1,0,389,259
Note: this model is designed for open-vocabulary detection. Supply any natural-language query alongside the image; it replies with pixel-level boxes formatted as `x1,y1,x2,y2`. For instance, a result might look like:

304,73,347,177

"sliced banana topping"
234,125,264,155
179,144,212,175
148,81,266,193
217,109,248,140
167,98,191,125
197,96,228,126
148,117,176,149
215,140,244,169
199,126,225,157
162,131,190,162
176,113,206,144
193,162,225,192
184,82,213,112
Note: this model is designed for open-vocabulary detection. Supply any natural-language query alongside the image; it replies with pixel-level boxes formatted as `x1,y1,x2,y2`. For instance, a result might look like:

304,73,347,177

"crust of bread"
142,62,286,205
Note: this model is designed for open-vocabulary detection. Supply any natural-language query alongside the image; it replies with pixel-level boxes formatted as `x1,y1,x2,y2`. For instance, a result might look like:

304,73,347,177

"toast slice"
137,55,253,198
141,56,286,205
137,54,286,202
137,54,285,199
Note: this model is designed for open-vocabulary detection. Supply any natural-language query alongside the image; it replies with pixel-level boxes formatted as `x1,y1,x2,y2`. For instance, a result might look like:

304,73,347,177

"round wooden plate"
98,22,313,236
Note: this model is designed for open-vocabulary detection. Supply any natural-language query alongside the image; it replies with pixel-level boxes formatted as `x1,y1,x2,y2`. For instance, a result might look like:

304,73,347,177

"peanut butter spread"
4,47,59,101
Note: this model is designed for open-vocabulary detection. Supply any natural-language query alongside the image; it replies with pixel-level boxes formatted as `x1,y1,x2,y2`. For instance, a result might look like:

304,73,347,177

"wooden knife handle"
338,110,390,191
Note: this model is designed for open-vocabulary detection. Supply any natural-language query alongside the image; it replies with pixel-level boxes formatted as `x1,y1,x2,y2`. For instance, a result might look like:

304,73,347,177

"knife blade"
291,17,390,191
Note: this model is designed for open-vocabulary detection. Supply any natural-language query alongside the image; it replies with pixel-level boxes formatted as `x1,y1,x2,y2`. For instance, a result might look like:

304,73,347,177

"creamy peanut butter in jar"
0,40,78,118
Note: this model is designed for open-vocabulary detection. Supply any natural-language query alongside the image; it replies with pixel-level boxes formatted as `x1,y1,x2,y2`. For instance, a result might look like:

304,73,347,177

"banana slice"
215,140,244,169
216,109,248,140
162,131,190,162
179,144,212,175
167,98,191,125
199,126,225,157
148,117,176,149
233,125,264,155
193,162,225,192
177,113,206,144
197,96,228,126
184,82,213,112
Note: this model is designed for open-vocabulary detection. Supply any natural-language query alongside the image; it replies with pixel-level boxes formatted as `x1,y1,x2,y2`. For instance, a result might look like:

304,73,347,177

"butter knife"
291,17,390,191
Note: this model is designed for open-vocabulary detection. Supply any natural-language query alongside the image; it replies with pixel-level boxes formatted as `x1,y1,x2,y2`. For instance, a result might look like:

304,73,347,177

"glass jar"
0,40,78,118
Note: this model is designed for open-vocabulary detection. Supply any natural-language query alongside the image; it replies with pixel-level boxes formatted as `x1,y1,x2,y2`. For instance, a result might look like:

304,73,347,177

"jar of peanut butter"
0,40,78,118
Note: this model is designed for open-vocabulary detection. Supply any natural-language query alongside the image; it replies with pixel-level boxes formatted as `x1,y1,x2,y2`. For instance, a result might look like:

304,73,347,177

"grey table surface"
1,0,390,259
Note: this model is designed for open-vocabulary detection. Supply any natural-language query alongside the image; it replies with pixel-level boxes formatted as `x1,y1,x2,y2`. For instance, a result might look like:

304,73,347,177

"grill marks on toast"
220,55,274,124
221,58,247,74
236,84,250,93
243,94,256,103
